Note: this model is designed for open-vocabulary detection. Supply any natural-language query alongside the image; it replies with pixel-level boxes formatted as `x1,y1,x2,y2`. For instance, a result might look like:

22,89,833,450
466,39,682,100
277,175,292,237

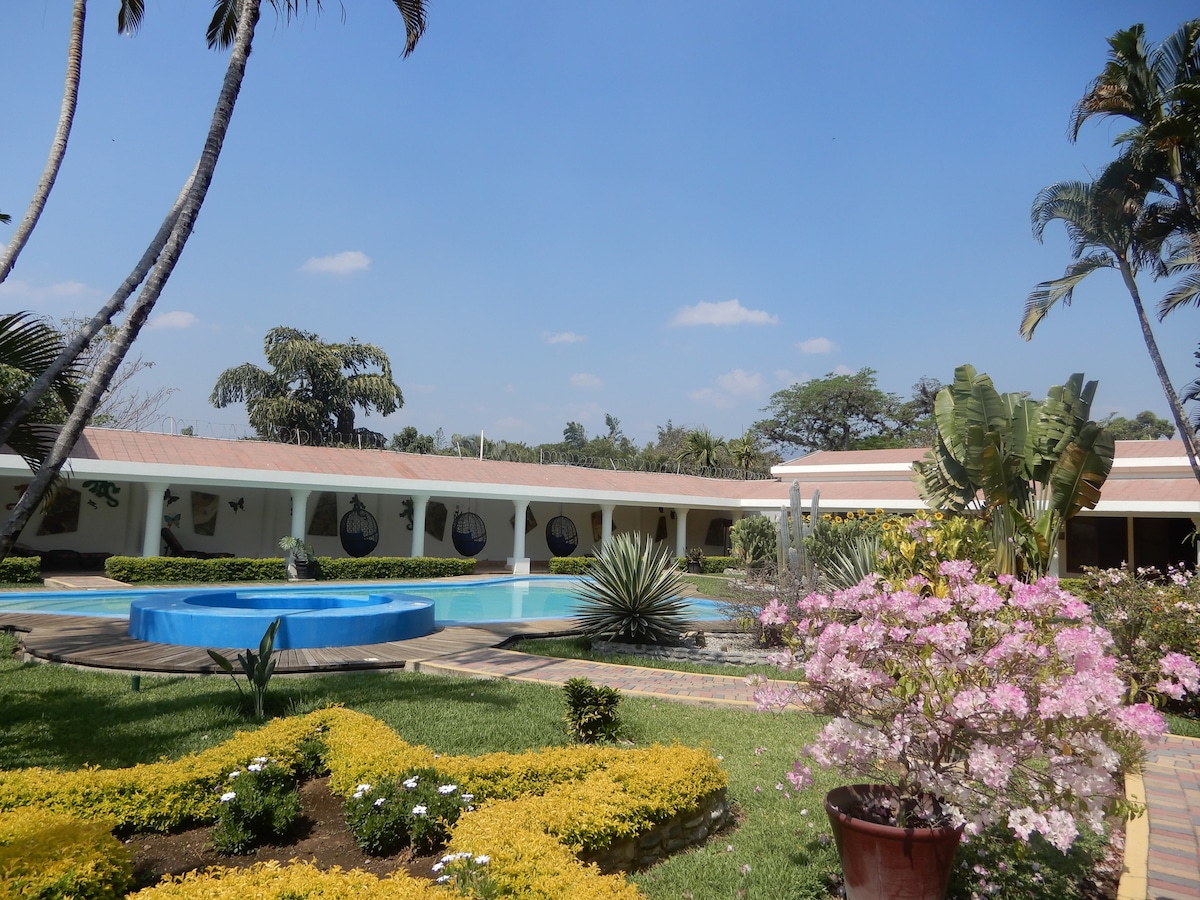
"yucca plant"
818,532,881,590
571,532,691,644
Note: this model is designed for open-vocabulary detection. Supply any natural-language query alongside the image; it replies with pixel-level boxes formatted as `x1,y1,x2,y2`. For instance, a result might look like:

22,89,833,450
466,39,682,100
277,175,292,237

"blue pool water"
0,576,723,626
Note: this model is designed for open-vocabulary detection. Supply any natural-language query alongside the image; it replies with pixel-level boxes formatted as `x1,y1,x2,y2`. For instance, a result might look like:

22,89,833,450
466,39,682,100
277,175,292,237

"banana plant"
913,365,1114,579
207,618,280,719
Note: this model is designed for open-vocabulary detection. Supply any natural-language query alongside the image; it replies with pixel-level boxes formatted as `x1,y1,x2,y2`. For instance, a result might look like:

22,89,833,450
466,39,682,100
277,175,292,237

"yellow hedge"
130,861,444,900
0,808,131,900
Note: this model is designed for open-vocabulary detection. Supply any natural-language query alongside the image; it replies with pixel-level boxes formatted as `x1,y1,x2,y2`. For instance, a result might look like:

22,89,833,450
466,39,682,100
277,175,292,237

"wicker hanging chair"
545,514,578,557
452,510,487,556
339,494,379,558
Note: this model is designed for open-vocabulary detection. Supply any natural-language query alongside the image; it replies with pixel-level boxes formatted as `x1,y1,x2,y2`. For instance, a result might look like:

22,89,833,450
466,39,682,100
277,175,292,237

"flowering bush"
752,561,1170,851
211,758,300,855
344,768,469,855
432,851,499,898
1074,565,1200,708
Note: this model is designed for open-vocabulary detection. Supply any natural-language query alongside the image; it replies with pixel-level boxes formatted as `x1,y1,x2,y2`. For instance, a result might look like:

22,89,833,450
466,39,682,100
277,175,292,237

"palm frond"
1021,255,1113,339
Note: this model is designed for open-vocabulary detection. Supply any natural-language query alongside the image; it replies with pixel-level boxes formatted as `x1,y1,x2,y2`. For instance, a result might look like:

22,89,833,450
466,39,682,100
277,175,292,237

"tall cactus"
777,481,819,582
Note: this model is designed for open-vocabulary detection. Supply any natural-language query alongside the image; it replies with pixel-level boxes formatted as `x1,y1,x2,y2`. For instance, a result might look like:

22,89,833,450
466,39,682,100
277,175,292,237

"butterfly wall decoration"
229,497,245,513
163,513,181,529
164,489,180,506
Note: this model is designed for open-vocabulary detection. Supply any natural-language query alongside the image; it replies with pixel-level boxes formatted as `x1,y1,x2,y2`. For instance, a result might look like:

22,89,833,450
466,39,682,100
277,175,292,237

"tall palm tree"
1023,165,1200,486
726,431,762,477
0,314,82,471
0,0,428,558
0,0,86,285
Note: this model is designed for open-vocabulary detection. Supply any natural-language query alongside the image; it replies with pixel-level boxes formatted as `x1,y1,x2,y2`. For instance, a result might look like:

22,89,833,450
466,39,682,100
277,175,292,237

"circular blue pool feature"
128,590,435,649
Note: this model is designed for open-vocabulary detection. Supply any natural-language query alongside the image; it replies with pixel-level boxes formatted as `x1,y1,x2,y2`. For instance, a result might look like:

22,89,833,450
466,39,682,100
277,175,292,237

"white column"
410,494,429,557
509,498,530,575
675,508,690,560
289,489,310,541
142,482,168,557
600,504,615,551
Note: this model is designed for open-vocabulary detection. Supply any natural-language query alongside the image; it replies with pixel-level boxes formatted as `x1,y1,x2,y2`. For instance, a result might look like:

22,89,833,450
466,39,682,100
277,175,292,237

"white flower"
228,771,240,779
412,804,428,816
220,791,236,802
461,793,474,803
434,875,450,884
374,797,386,807
438,784,458,794
474,854,490,865
247,763,262,772
253,756,268,764
356,783,372,793
403,777,419,790
431,862,445,873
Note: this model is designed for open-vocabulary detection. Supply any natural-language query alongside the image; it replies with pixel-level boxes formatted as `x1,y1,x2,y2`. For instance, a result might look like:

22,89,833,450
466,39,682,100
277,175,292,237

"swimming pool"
0,576,723,626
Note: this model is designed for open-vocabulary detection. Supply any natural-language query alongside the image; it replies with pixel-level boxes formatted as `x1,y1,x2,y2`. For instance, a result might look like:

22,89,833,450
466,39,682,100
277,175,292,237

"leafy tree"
0,0,427,561
562,421,587,451
726,430,766,476
1099,410,1174,440
913,365,1114,579
389,426,443,454
211,327,403,444
755,368,902,453
59,318,176,430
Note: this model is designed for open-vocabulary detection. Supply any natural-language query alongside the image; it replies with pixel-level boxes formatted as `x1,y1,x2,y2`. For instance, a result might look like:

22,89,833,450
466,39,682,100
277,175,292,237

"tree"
1023,162,1200,486
58,318,176,430
0,0,85,285
1099,410,1174,440
913,365,1114,579
390,426,442,454
211,327,403,444
676,427,727,469
561,421,588,451
0,313,82,470
754,368,901,453
726,430,765,476
0,0,427,560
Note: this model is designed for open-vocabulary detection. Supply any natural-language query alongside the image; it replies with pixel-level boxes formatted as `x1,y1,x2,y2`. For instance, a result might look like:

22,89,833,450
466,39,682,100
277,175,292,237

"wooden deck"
0,612,576,676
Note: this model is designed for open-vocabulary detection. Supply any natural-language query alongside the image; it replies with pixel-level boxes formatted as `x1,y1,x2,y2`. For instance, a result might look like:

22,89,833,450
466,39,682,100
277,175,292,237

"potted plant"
278,535,315,581
752,551,1186,900
685,546,705,574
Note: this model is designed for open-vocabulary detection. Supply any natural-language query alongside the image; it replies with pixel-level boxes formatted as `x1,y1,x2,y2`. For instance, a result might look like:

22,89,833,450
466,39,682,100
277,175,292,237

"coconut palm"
0,0,86,285
1023,164,1200,487
726,431,762,477
210,327,404,443
0,313,82,471
676,428,727,470
0,0,428,559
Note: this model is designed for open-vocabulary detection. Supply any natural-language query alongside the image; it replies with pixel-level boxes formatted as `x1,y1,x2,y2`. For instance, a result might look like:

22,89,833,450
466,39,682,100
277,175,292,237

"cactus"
776,481,819,582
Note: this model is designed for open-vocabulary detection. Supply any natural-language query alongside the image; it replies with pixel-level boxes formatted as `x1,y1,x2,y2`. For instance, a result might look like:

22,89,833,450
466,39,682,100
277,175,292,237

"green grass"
0,631,1117,899
681,573,746,601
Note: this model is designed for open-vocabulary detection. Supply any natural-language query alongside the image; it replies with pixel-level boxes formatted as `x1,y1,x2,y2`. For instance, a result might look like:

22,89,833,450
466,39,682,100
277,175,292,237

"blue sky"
3,1,1199,448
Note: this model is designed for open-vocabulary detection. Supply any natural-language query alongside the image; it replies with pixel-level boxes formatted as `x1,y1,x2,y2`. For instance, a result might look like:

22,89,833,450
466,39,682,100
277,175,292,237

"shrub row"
0,556,41,584
104,556,475,584
1,708,726,900
677,556,735,574
0,808,131,900
549,556,593,575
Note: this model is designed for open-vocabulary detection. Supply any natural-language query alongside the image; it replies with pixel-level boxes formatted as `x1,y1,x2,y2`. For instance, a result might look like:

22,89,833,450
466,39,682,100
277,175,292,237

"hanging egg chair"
340,494,379,558
452,509,487,556
545,514,578,557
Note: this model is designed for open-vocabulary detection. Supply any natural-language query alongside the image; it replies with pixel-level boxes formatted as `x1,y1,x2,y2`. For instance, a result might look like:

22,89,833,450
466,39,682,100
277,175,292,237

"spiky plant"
818,533,881,591
571,532,691,644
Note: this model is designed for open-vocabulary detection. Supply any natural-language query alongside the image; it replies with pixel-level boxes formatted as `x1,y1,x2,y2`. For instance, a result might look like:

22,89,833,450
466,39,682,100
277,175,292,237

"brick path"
1129,735,1200,900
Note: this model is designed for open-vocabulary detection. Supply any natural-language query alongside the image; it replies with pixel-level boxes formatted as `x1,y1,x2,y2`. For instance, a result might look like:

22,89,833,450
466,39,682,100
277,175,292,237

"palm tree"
726,431,762,477
676,428,727,471
1023,164,1200,486
0,0,86,285
210,327,404,443
0,0,428,559
0,314,82,471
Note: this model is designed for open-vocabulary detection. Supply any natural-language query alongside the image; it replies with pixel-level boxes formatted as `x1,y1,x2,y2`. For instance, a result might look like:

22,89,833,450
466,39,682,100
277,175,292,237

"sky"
3,1,1200,450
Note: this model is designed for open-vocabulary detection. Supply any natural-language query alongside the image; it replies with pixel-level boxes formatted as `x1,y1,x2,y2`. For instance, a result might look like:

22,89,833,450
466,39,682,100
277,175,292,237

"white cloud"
300,250,370,274
569,372,603,389
688,386,733,409
716,369,764,395
0,278,93,304
148,310,198,330
831,364,853,376
797,337,837,354
543,331,587,344
669,298,778,327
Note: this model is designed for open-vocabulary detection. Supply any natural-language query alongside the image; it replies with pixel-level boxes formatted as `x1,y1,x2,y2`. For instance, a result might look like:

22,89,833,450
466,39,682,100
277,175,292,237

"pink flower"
759,599,789,627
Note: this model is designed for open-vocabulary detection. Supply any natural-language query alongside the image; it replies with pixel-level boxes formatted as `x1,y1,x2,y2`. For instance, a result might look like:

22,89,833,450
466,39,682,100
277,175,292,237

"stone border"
581,789,732,873
590,634,776,667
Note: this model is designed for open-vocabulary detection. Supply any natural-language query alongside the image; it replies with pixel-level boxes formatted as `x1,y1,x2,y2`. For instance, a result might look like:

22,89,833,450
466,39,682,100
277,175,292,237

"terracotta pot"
824,785,963,900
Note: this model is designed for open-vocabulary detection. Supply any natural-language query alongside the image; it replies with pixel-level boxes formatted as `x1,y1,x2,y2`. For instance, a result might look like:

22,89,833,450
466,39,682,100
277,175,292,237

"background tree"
210,327,403,445
676,427,727,469
59,318,176,430
755,368,916,454
1099,410,1174,440
726,430,766,476
389,425,444,454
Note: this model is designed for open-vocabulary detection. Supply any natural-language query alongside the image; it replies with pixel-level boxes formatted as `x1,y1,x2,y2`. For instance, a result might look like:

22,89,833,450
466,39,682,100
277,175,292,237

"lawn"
0,632,1116,899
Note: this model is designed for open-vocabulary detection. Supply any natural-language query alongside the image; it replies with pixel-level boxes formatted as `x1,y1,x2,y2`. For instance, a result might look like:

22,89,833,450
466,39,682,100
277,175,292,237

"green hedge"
0,556,41,584
104,556,476,584
313,557,475,580
549,556,594,575
677,556,736,575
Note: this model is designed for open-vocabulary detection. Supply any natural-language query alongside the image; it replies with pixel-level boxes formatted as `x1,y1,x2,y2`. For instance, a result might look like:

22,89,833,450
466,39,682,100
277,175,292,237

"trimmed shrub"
345,769,468,856
0,808,131,900
314,556,475,580
563,677,622,743
104,555,474,584
0,556,41,584
211,759,301,855
549,556,594,575
677,556,735,574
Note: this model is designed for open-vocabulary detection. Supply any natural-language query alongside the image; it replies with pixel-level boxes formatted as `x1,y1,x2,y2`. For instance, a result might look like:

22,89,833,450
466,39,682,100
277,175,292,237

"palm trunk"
1117,257,1200,486
0,0,86,284
0,0,262,560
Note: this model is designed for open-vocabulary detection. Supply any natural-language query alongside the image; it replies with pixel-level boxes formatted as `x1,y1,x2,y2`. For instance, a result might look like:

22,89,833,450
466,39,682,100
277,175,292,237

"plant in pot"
752,554,1183,900
278,535,315,581
685,546,705,574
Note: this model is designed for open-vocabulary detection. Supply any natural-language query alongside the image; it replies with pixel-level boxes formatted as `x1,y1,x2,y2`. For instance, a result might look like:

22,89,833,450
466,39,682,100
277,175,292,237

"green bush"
345,768,468,856
314,556,475,580
104,555,475,584
0,556,41,584
211,759,301,855
677,555,735,574
574,532,692,644
729,517,776,567
563,677,622,743
549,556,594,575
